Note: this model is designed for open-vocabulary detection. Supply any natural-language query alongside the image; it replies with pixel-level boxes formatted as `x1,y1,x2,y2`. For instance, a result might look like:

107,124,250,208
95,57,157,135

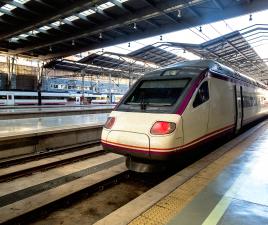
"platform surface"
129,122,268,225
0,105,114,114
0,113,108,140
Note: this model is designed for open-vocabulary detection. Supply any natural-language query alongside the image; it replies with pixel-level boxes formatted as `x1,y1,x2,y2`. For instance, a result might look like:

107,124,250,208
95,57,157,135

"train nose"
104,130,150,159
101,111,182,159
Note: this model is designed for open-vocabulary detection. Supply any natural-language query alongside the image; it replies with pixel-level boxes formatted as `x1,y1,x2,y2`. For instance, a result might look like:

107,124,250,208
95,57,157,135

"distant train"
101,60,268,172
0,91,123,105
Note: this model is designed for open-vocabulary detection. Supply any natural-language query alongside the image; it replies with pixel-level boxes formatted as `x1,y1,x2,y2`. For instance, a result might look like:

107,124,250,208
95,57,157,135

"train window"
193,81,209,108
15,95,37,99
125,79,190,107
0,95,7,99
162,70,178,76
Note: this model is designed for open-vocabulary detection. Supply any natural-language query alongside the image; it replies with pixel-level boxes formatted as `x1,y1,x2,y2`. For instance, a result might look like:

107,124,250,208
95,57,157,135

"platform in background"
0,113,108,159
0,105,114,119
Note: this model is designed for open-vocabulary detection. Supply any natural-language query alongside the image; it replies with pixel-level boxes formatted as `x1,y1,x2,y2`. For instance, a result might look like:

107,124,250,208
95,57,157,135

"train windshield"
119,79,190,113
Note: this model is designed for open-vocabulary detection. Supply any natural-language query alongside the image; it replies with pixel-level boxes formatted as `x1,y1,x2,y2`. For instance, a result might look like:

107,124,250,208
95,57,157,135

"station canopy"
45,24,268,83
0,0,267,59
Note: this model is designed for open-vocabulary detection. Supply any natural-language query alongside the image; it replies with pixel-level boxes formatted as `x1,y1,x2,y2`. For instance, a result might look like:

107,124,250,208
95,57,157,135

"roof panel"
0,0,266,59
128,44,187,66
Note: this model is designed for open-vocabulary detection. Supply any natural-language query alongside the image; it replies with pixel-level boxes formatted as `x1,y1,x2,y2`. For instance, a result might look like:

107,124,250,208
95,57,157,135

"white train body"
101,60,268,166
0,91,121,105
0,91,68,105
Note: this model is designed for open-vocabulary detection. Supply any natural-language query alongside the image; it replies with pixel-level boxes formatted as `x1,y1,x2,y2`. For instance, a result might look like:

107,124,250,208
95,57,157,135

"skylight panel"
80,9,95,16
14,0,30,4
10,37,19,42
117,0,128,2
19,33,29,38
40,25,51,31
65,15,79,22
27,30,40,35
1,4,16,11
51,20,65,27
0,12,3,17
97,2,115,10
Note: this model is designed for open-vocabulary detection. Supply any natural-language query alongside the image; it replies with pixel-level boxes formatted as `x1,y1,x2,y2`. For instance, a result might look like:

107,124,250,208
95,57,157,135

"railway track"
0,141,101,168
0,141,174,225
0,139,222,225
0,148,129,225
0,143,105,182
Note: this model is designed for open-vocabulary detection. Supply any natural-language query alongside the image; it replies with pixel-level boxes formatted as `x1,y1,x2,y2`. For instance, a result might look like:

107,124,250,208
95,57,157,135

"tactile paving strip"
142,205,176,224
128,215,161,225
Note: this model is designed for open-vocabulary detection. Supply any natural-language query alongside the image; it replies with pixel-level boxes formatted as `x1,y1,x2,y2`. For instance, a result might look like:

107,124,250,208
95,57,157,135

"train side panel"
242,86,268,125
208,76,235,134
181,78,210,147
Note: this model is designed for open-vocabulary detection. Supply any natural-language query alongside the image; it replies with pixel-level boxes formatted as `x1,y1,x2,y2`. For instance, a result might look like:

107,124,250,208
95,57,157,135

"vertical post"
81,69,85,105
10,57,15,90
6,56,11,90
129,73,132,88
109,73,112,104
6,56,16,90
37,62,43,105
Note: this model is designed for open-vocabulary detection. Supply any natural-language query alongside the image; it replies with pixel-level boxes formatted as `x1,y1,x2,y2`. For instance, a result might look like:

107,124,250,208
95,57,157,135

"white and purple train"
101,60,268,172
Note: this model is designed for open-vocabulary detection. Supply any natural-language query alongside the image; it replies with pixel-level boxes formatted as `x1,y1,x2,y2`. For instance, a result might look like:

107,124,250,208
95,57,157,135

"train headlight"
104,117,115,129
150,121,176,135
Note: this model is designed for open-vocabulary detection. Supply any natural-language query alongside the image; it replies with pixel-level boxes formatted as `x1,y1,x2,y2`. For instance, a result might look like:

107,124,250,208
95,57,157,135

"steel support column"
109,73,112,104
37,62,44,105
81,69,85,105
6,56,16,90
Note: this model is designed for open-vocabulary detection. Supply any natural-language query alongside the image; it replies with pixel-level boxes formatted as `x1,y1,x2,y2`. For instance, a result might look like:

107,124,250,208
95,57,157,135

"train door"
75,96,80,105
182,80,210,145
6,94,14,105
234,85,243,132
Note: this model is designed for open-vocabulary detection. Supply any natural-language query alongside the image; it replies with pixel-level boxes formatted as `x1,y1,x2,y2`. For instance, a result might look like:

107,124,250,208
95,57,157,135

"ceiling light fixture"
133,22,137,29
72,40,75,46
49,46,52,52
177,9,182,18
99,33,103,39
160,35,163,41
128,42,130,47
199,26,202,32
249,14,252,21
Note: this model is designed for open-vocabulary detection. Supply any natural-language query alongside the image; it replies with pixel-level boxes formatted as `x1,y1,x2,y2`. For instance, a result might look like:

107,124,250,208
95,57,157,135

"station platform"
0,113,108,159
0,113,108,140
95,120,268,225
0,105,114,119
131,121,268,225
0,104,115,109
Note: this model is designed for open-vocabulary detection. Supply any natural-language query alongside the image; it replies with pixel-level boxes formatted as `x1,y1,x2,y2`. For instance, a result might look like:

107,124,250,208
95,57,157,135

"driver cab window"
193,81,209,108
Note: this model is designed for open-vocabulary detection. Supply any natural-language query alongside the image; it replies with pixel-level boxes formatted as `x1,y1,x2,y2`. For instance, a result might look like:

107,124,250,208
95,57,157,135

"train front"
101,68,196,172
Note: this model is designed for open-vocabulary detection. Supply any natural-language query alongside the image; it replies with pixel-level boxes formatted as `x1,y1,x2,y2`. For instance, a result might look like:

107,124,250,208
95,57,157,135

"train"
101,60,268,172
0,91,123,105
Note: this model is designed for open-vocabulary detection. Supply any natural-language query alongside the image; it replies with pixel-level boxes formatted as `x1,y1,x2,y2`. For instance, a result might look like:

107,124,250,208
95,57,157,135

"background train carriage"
101,60,268,171
0,91,68,105
0,91,123,105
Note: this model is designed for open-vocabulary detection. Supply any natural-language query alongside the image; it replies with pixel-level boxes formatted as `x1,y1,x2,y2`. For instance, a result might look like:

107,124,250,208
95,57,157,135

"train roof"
146,60,267,90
